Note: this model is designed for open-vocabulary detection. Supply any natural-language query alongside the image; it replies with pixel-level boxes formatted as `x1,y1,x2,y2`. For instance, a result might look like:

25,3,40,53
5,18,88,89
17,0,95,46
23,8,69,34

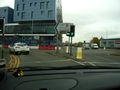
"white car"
0,59,6,68
9,42,30,55
91,43,99,49
84,44,90,49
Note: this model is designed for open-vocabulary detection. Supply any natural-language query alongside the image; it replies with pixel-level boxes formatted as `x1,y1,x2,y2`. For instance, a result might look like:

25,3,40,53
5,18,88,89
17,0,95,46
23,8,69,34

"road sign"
57,23,73,34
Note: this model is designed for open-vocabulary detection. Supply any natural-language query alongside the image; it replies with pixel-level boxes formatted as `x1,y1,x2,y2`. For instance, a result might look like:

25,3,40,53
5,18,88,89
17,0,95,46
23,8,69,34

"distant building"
100,38,120,49
0,7,14,23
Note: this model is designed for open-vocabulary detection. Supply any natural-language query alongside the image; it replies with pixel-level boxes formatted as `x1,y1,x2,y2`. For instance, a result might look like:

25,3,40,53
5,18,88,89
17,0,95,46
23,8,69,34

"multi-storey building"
0,7,14,23
0,0,63,49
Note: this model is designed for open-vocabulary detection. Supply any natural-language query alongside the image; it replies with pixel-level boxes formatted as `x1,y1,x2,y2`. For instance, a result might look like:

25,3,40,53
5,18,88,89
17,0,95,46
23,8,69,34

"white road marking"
71,60,85,66
87,62,120,65
87,62,96,66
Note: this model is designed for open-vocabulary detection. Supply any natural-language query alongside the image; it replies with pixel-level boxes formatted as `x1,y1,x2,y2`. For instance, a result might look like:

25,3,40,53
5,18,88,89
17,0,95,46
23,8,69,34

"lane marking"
16,56,20,68
14,55,18,68
87,62,120,65
6,55,21,72
70,60,85,66
87,62,96,66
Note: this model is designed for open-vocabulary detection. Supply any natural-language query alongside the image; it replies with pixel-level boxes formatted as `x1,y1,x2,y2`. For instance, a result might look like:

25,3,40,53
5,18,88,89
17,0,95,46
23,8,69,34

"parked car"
9,42,30,55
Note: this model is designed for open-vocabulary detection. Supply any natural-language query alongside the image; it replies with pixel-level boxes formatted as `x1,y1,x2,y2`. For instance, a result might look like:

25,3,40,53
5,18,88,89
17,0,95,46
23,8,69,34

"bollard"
55,47,57,50
76,47,83,60
104,47,106,50
65,46,69,54
59,47,61,50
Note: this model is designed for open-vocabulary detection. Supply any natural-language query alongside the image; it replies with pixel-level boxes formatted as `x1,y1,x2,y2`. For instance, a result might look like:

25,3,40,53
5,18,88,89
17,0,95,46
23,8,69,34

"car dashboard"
1,69,120,90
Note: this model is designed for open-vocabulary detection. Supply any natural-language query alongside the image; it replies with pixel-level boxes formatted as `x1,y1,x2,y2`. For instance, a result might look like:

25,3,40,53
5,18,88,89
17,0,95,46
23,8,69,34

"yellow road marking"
6,55,20,72
16,56,20,68
6,55,13,69
13,55,17,69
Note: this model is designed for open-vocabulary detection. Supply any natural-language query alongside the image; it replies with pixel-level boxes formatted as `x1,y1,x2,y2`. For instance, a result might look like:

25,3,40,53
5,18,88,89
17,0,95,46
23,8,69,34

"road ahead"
1,48,120,68
83,49,120,66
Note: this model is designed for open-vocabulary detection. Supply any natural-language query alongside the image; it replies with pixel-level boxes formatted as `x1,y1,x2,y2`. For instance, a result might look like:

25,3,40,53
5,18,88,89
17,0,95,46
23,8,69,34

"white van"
91,43,99,49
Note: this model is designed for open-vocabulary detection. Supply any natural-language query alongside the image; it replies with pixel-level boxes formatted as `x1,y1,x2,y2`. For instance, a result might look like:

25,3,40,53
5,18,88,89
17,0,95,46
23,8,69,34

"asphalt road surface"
83,49,120,67
1,48,120,68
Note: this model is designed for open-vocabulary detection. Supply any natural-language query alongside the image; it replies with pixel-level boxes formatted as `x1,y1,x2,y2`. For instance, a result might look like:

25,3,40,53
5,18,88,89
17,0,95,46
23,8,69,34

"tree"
91,37,100,46
77,42,83,47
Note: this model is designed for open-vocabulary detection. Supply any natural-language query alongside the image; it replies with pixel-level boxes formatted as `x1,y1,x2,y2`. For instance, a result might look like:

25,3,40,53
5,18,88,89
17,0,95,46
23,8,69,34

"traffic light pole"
68,36,70,54
69,36,73,56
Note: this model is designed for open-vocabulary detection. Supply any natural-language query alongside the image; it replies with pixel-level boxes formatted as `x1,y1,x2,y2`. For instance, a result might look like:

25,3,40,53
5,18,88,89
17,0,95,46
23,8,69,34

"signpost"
67,25,75,55
56,23,75,55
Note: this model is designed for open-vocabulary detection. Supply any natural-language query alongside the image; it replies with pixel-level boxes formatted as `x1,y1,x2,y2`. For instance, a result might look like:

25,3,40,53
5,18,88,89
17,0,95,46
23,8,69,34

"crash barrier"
0,44,9,48
39,45,55,50
29,46,39,49
3,44,9,48
76,47,83,60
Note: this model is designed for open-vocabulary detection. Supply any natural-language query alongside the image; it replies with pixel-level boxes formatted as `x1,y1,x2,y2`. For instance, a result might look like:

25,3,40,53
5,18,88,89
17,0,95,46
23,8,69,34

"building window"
23,4,25,10
31,11,33,19
46,1,49,9
17,12,20,16
30,3,32,6
40,2,45,9
17,4,19,11
21,12,25,19
48,10,53,18
34,2,37,6
4,9,6,12
41,10,45,15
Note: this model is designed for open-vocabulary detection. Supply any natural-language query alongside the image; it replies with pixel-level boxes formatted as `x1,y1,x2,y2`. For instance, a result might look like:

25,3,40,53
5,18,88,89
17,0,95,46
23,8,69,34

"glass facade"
1,22,57,46
5,23,56,34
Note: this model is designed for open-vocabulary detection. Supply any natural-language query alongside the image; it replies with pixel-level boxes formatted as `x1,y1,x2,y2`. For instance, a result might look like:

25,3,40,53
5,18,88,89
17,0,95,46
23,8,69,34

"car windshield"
0,0,120,70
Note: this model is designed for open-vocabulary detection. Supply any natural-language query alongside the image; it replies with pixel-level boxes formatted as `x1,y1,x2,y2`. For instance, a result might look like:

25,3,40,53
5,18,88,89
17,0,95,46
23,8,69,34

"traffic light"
0,19,4,34
70,25,75,37
66,25,75,37
66,32,71,36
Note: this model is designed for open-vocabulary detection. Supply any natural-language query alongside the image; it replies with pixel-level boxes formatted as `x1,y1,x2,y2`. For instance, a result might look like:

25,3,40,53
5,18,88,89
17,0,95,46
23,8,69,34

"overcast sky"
0,0,120,42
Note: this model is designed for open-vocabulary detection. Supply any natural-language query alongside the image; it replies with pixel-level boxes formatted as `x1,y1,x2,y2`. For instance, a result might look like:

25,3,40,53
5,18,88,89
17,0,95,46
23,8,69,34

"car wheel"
9,50,12,54
15,52,20,55
26,51,29,55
